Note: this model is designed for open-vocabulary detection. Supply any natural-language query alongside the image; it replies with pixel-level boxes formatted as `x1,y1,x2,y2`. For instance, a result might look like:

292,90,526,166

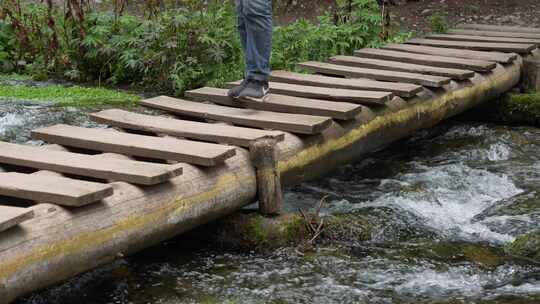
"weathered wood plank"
458,24,540,34
0,205,34,232
354,48,496,72
269,70,423,97
90,109,285,148
0,172,113,207
186,87,363,120
427,33,540,45
449,29,540,40
297,61,451,87
382,43,516,64
32,124,236,166
227,81,392,105
330,55,474,80
0,141,183,185
141,96,332,134
406,38,536,54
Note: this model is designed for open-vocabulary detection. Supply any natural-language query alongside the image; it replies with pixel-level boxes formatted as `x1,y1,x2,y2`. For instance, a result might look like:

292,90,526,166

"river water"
3,101,540,304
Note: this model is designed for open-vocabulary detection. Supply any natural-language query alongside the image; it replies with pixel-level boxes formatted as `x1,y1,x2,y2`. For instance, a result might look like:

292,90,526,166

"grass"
0,84,141,107
0,73,32,81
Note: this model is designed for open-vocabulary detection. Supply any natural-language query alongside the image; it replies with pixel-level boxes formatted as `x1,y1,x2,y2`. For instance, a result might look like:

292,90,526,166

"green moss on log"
504,230,540,261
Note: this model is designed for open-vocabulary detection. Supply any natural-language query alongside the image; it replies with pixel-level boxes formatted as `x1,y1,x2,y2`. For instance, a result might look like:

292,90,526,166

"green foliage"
0,0,395,96
0,84,140,107
0,20,17,72
429,11,449,33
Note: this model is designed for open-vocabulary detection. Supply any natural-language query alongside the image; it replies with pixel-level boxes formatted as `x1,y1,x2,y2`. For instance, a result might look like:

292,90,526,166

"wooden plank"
354,49,496,72
141,96,332,134
427,33,540,45
269,70,423,98
227,81,392,105
297,61,450,87
458,24,540,34
186,87,363,120
90,109,285,148
0,141,183,185
382,43,516,64
0,172,113,207
32,124,236,167
330,55,474,80
406,38,536,54
449,29,540,40
0,206,34,232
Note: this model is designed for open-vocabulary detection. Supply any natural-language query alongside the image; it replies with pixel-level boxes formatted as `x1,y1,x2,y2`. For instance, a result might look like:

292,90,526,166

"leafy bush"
0,0,396,96
430,11,449,33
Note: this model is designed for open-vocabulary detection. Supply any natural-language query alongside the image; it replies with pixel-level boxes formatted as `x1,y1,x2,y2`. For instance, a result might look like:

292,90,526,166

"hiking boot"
237,79,270,99
227,79,248,98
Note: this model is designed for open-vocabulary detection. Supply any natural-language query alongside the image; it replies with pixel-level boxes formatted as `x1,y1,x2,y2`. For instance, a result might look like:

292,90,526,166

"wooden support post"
250,138,283,215
523,58,540,91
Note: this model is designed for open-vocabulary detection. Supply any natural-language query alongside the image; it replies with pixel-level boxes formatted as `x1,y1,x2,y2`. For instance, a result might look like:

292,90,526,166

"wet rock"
505,230,540,261
182,211,374,251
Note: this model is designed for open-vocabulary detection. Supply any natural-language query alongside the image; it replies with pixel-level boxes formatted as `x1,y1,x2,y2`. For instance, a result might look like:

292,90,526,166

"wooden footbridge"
1,24,540,303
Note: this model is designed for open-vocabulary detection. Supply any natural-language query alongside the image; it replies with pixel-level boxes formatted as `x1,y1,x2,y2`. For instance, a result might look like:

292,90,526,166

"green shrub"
0,0,394,96
430,11,449,33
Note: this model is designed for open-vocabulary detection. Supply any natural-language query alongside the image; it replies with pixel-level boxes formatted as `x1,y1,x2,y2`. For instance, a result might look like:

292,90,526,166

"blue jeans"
235,0,273,82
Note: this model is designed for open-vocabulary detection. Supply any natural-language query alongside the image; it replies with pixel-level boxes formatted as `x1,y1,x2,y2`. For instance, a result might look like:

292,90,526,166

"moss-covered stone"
183,211,374,251
404,241,504,268
468,92,540,126
322,213,372,243
504,230,540,261
207,212,309,250
462,245,503,269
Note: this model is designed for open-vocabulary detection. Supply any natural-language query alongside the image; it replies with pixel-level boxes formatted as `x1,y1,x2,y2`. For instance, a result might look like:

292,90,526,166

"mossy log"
0,58,522,303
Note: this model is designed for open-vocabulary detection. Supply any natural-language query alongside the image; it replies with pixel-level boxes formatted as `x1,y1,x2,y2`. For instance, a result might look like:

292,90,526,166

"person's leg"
243,0,273,82
228,0,249,98
229,0,273,99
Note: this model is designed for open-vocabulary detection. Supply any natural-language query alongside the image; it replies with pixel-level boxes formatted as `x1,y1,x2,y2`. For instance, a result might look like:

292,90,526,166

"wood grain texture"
406,38,536,54
330,55,474,80
382,43,516,64
427,33,540,45
458,24,540,34
354,48,496,72
449,29,540,40
0,172,113,206
32,124,236,166
90,109,285,148
297,61,451,87
186,87,364,120
0,141,183,185
260,81,393,105
269,70,422,97
0,206,34,232
141,96,333,134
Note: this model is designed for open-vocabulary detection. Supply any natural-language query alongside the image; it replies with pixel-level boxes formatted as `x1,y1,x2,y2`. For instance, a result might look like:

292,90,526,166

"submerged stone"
504,230,540,261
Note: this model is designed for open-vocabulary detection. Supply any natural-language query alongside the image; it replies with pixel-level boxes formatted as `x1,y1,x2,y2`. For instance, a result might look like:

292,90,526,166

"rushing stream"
5,100,540,304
